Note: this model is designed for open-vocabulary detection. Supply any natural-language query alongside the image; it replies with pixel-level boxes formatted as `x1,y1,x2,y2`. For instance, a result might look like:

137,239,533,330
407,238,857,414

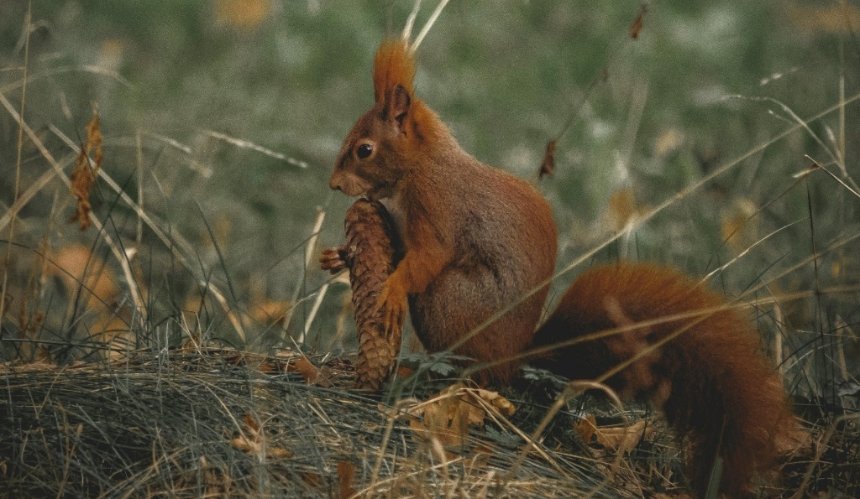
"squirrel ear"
386,84,411,128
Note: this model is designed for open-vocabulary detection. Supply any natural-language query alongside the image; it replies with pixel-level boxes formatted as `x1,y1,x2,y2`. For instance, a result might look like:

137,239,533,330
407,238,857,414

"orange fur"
531,263,796,496
372,39,415,103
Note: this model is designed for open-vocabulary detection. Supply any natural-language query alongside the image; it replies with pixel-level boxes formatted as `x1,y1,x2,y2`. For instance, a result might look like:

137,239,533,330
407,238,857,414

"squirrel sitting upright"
324,39,796,496
328,39,558,385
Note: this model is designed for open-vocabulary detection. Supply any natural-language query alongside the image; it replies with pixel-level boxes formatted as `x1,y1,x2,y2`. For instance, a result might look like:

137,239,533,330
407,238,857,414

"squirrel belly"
530,262,796,496
402,159,557,384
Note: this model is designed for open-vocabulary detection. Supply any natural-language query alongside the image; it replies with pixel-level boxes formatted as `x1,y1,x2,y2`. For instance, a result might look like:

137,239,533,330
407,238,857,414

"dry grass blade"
2,1,32,340
202,129,309,168
410,0,450,51
285,208,327,343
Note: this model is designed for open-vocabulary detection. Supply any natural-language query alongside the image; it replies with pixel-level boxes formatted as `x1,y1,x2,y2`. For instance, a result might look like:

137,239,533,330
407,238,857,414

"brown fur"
328,40,796,495
531,263,796,496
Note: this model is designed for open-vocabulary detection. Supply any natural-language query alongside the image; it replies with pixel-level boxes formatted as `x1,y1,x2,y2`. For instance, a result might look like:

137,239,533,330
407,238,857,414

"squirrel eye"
356,142,374,160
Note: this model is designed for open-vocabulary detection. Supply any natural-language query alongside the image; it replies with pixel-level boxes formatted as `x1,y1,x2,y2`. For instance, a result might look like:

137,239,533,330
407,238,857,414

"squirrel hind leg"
409,267,549,385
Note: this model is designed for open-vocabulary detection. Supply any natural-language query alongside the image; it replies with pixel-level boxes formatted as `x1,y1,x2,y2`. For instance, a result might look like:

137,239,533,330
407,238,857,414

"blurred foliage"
0,0,858,387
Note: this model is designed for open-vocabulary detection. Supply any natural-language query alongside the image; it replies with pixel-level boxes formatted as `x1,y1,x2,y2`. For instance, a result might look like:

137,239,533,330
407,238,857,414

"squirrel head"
329,39,435,200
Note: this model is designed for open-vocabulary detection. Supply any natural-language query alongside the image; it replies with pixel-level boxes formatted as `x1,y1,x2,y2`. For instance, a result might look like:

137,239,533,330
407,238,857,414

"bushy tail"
530,262,796,496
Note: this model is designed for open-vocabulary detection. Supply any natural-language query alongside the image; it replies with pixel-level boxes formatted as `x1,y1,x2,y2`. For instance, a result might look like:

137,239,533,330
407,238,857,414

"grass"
1,0,859,496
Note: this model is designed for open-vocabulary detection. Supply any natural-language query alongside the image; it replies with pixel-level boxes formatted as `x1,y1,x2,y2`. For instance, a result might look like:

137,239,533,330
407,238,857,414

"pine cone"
343,199,401,390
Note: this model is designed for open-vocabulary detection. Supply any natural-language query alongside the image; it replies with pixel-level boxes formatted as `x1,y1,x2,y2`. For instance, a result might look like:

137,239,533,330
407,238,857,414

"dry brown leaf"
628,4,648,40
289,356,321,384
337,460,356,499
300,471,323,489
425,392,472,448
408,387,469,449
229,413,293,459
258,360,281,375
407,385,516,450
538,139,556,179
574,414,598,444
69,111,103,231
472,388,516,418
243,413,260,434
221,352,280,374
229,434,259,454
266,446,292,459
593,420,652,454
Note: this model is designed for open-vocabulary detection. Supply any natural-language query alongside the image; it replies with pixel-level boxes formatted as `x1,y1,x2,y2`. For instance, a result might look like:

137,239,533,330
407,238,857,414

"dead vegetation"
1,348,856,498
0,349,625,498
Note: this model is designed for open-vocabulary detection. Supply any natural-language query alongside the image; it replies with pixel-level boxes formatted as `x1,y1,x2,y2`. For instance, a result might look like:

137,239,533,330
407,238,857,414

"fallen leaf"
407,384,516,450
593,420,652,454
574,414,598,444
290,356,320,383
538,139,557,179
229,413,293,459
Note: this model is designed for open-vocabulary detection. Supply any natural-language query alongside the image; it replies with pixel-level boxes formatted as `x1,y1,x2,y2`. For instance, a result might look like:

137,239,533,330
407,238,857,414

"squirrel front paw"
376,275,407,338
319,245,351,273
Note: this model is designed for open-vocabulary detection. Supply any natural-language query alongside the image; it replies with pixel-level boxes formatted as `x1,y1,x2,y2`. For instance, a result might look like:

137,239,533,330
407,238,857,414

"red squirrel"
329,39,558,384
325,39,796,496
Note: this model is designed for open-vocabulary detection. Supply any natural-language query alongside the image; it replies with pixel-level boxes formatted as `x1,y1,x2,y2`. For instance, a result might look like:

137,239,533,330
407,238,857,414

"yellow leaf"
593,420,652,454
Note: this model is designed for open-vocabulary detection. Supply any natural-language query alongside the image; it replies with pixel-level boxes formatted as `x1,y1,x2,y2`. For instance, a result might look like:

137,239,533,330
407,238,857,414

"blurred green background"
1,1,858,378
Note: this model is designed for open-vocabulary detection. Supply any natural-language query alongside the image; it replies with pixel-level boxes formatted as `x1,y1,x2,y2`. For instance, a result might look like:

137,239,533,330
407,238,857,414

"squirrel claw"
320,245,350,274
376,277,407,337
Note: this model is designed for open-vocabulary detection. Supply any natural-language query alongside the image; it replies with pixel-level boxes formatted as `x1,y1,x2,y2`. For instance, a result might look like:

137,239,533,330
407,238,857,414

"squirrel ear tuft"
373,39,415,103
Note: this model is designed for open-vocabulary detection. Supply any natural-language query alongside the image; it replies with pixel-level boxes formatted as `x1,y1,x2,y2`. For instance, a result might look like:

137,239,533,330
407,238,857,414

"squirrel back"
531,262,797,496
